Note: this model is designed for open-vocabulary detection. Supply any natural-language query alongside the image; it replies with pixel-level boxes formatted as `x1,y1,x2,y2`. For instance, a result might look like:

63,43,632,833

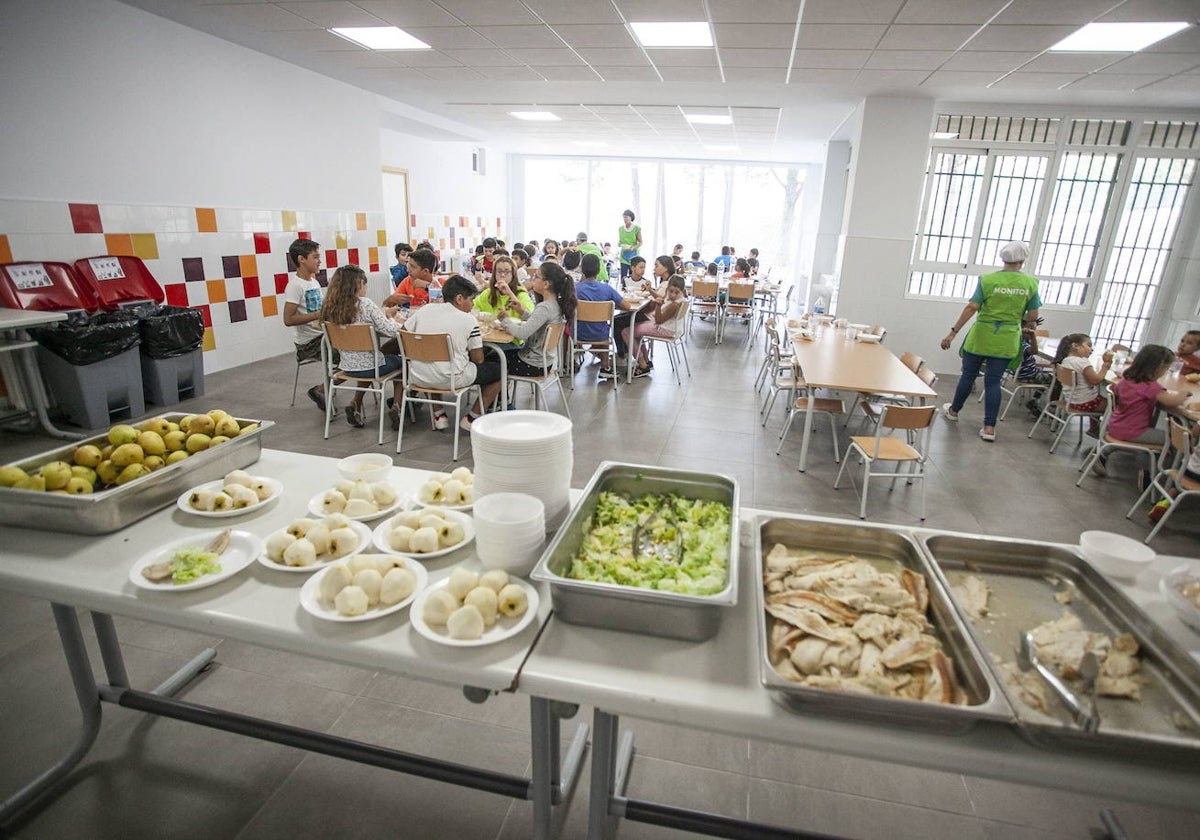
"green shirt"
577,242,608,282
962,270,1041,359
474,288,534,344
618,224,640,265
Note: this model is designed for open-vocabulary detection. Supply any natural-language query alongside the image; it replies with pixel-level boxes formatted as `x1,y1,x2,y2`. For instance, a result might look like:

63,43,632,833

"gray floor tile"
0,590,55,660
363,672,532,732
211,638,375,696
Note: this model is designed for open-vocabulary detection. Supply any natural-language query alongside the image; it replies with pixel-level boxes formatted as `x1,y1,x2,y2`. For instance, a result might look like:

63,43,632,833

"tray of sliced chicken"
923,533,1200,758
755,517,1013,734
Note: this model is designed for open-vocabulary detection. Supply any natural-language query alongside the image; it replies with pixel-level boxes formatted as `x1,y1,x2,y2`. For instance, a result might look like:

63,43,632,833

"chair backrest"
1035,329,1050,337
398,329,452,363
575,300,614,338
727,282,754,303
917,365,937,387
871,325,887,339
880,404,937,431
1053,364,1075,389
1168,416,1192,458
899,351,922,372
692,281,718,299
323,322,377,353
543,320,566,354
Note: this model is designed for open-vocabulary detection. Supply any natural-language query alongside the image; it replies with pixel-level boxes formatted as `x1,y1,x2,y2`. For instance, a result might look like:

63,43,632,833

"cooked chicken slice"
789,636,830,675
1097,674,1146,700
922,651,960,704
765,603,843,642
998,660,1054,716
949,574,990,621
1054,589,1074,605
766,590,859,624
879,635,943,669
800,674,876,695
900,568,930,613
1028,612,1111,679
769,619,805,663
765,543,794,572
1101,633,1141,679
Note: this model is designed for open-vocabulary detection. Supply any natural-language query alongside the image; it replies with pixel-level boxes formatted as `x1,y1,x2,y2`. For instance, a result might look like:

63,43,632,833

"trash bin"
137,305,205,405
29,311,145,429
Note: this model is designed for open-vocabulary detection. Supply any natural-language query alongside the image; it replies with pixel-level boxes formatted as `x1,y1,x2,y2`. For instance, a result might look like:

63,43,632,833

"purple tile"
182,257,205,283
286,252,297,271
228,299,247,323
222,255,241,278
316,269,328,287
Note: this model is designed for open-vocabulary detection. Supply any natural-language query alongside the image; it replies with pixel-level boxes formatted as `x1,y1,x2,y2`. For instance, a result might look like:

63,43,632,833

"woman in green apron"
940,241,1042,442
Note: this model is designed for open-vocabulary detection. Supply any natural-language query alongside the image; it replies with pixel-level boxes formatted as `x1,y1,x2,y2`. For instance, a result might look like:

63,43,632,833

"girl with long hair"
498,261,576,378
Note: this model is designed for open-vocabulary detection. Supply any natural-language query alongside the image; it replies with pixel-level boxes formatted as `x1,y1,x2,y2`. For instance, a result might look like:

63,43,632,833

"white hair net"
999,241,1029,264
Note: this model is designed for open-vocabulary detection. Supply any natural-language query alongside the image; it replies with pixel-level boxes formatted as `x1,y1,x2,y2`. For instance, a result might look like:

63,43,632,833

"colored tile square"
274,273,289,294
69,203,103,234
325,250,338,269
449,227,456,240
164,283,188,307
409,214,416,228
202,326,216,352
253,232,271,254
376,229,387,246
298,231,310,241
443,215,450,227
198,304,212,328
221,255,241,278
228,299,247,323
104,233,134,256
0,235,11,264
261,295,278,318
182,257,205,283
368,247,379,266
282,210,297,232
496,217,502,229
459,216,467,227
286,252,296,272
242,276,260,298
131,233,158,260
316,269,328,287
355,212,367,231
206,279,227,304
335,231,348,249
347,248,359,266
195,208,217,233
238,254,257,277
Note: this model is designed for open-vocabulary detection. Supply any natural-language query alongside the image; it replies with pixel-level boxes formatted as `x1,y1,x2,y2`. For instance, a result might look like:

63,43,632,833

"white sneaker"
460,414,476,432
941,403,958,421
433,413,450,431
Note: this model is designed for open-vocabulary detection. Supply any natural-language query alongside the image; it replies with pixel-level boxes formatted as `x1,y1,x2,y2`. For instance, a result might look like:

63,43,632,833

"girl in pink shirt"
1108,344,1190,444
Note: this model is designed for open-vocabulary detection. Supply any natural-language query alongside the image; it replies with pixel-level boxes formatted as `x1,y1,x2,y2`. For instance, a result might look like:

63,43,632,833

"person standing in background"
283,237,336,414
618,210,642,283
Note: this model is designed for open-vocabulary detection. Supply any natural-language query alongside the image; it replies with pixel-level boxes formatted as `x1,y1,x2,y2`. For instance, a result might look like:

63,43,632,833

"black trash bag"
29,310,141,366
139,305,204,359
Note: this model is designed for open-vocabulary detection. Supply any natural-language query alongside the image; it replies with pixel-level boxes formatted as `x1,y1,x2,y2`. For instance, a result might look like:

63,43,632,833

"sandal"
345,404,365,428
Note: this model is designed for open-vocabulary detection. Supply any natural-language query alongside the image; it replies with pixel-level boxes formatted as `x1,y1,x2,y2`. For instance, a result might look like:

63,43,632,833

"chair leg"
859,464,871,519
833,447,852,488
679,342,690,377
1049,416,1071,453
828,415,840,462
1145,503,1178,543
776,411,795,454
291,362,302,406
919,463,927,521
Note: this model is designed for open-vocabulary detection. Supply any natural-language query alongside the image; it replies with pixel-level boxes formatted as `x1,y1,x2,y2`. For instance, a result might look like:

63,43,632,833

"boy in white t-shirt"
283,238,338,413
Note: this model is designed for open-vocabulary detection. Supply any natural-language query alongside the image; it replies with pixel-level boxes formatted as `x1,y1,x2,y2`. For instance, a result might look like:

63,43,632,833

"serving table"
791,329,937,471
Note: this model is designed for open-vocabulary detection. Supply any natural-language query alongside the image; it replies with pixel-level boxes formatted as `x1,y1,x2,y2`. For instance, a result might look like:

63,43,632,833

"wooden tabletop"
791,329,937,398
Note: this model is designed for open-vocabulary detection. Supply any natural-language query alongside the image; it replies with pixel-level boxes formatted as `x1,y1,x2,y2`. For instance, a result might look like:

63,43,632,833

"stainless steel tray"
0,414,272,535
923,533,1200,758
755,517,1014,734
531,461,738,642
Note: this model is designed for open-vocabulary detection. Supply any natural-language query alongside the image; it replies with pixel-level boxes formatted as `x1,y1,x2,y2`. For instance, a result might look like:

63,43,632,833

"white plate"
408,576,539,647
129,529,263,592
176,477,282,518
299,556,429,623
306,485,405,522
257,519,373,574
412,472,475,511
371,509,475,559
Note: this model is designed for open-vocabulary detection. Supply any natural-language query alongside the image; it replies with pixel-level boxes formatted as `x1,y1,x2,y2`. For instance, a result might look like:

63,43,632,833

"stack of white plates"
473,493,546,576
470,410,573,530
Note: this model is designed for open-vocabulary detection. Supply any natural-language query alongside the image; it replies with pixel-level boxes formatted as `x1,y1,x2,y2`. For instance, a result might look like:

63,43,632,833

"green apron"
962,270,1038,360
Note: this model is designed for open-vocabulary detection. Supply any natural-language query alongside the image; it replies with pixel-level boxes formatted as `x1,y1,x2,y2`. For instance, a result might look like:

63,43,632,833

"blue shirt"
575,280,624,341
390,262,408,287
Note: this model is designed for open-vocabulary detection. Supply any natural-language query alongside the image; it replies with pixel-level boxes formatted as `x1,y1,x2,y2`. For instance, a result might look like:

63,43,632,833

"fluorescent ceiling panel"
510,111,562,121
329,27,431,50
685,113,732,125
1049,22,1189,52
630,21,713,47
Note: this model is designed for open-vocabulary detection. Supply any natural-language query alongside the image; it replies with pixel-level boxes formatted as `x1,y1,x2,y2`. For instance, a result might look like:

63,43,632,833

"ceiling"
121,0,1200,163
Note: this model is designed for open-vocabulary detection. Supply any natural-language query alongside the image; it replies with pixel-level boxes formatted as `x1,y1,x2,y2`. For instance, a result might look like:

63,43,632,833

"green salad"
170,546,222,584
568,491,731,595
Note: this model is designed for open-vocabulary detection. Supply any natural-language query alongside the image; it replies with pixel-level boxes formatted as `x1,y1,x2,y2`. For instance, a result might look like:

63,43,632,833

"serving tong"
632,500,683,565
1018,632,1101,734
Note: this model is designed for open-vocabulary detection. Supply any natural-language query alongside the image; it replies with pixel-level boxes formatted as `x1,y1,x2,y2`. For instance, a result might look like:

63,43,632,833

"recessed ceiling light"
510,111,561,121
932,132,959,139
630,21,713,48
329,26,431,50
573,140,608,148
705,145,739,152
1048,21,1189,52
685,113,732,125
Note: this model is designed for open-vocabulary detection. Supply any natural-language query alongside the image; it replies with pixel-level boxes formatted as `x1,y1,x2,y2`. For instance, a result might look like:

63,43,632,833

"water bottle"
429,280,443,302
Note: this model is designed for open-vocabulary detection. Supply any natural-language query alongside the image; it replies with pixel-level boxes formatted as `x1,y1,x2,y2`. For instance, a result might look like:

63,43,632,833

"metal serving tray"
531,461,738,642
0,414,272,535
923,533,1200,758
755,517,1014,734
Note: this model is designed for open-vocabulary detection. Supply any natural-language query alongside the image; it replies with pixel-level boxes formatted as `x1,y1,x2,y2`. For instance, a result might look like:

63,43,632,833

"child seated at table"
1058,333,1112,434
622,275,687,379
1107,344,1190,446
1177,330,1200,375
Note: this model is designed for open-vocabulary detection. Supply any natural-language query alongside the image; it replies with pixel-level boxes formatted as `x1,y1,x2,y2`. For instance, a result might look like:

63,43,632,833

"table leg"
529,697,589,839
798,392,816,472
8,343,84,440
588,710,635,840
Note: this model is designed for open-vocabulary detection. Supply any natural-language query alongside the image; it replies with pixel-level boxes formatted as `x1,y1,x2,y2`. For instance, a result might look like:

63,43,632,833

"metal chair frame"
321,323,402,446
834,404,937,521
396,330,479,461
508,322,571,418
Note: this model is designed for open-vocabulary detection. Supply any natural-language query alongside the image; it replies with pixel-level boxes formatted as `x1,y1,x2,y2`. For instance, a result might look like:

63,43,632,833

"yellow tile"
427,226,435,238
355,212,367,231
282,210,298,232
206,279,227,304
131,233,159,260
239,254,257,277
104,233,134,256
376,229,387,246
369,247,379,266
261,295,278,318
0,235,11,264
196,208,217,233
202,327,216,352
335,231,348,249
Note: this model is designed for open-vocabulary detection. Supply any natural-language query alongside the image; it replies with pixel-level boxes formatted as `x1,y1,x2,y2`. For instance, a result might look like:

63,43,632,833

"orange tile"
443,215,450,227
355,212,367,231
368,247,379,266
104,233,134,256
261,295,278,318
282,210,297,232
196,208,217,233
131,233,159,260
206,279,227,304
335,231,348,249
239,254,257,277
0,235,11,264
202,327,216,352
376,229,387,246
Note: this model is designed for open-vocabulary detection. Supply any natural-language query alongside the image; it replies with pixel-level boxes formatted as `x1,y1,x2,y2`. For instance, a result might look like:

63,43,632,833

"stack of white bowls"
470,410,574,530
473,492,546,576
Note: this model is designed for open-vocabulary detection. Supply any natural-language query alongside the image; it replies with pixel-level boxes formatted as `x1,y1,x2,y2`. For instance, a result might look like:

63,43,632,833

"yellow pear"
0,465,29,487
179,414,198,433
188,414,215,435
163,430,187,452
166,421,180,433
39,460,73,490
100,444,114,460
110,443,145,467
65,476,94,494
96,460,121,486
70,465,97,484
214,416,240,438
185,433,211,453
142,455,165,471
207,409,230,423
137,431,166,456
15,474,46,492
115,463,152,485
165,450,190,465
73,444,103,468
237,423,260,436
141,416,172,436
208,435,230,447
107,424,139,446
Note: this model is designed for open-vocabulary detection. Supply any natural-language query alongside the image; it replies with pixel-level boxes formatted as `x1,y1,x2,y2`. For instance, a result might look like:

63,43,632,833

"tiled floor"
2,326,1199,839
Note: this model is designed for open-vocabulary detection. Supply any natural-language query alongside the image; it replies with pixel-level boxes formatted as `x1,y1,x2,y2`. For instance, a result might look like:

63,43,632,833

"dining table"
790,325,937,471
0,307,83,440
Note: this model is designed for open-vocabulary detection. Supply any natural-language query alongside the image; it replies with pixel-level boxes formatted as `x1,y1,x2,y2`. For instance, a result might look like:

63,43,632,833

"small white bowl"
1160,566,1200,634
337,453,393,485
1079,530,1155,581
855,333,882,344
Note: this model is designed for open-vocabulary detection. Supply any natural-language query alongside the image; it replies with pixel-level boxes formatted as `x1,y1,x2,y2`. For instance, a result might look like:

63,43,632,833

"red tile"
274,273,289,294
198,304,212,328
298,231,310,240
370,262,380,272
347,248,359,266
410,214,417,227
242,276,260,298
69,203,103,234
325,249,338,268
165,283,189,307
253,232,271,254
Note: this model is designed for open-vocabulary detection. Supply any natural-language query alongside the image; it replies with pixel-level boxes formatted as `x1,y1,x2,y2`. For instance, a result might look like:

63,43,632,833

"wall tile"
195,207,217,233
228,299,247,323
261,295,278,318
355,212,367,231
238,254,257,277
207,279,227,304
182,257,205,283
243,277,260,299
253,232,271,254
225,278,244,301
0,235,11,264
202,327,216,351
69,203,103,233
281,210,297,232
221,255,240,279
376,229,387,246
132,233,159,260
104,233,134,255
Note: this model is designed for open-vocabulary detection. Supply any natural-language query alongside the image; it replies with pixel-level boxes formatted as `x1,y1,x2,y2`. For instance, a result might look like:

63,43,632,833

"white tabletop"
0,307,69,330
0,450,549,692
